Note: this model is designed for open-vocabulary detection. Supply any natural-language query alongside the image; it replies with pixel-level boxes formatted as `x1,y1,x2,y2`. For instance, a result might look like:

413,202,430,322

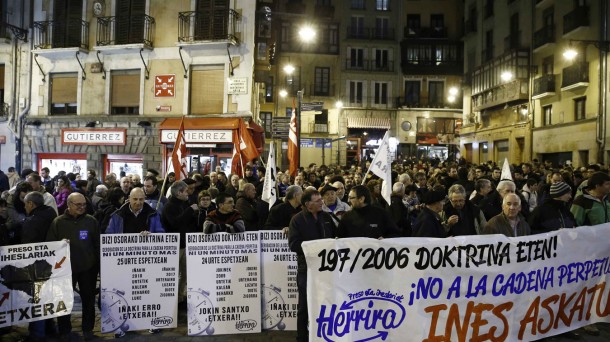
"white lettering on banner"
100,233,180,333
160,130,233,143
0,242,73,328
186,232,262,336
302,224,610,341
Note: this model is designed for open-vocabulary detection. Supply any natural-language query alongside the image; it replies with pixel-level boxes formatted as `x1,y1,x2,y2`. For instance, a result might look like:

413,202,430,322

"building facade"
2,0,258,177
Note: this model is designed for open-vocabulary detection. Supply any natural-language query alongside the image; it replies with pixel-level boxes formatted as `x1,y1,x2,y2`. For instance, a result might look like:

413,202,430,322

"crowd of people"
0,156,607,341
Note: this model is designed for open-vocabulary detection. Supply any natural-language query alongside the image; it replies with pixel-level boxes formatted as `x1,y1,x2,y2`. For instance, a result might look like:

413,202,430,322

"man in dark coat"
235,183,259,230
413,190,447,238
479,180,529,220
338,185,400,239
264,185,303,232
388,182,412,237
161,181,199,305
288,189,336,342
22,191,58,341
442,184,486,236
529,182,576,234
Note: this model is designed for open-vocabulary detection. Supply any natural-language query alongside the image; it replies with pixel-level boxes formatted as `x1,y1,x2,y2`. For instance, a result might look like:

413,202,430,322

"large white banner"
100,233,179,333
0,241,73,327
260,230,298,331
303,224,610,341
186,232,262,336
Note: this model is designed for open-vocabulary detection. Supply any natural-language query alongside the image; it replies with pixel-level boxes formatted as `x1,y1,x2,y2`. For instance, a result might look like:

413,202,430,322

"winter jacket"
570,192,610,226
441,200,486,236
144,189,168,214
203,210,245,234
21,205,57,244
413,207,446,238
288,209,336,272
236,195,259,231
161,196,197,248
338,204,400,239
106,202,164,234
388,195,412,237
47,210,100,273
529,199,576,234
53,188,71,214
264,202,301,230
483,213,530,237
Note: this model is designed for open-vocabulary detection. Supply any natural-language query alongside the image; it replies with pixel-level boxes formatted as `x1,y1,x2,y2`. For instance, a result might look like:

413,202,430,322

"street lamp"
298,25,316,42
501,71,513,82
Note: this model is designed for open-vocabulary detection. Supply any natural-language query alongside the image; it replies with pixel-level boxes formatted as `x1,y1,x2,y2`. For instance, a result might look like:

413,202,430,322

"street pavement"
1,293,610,341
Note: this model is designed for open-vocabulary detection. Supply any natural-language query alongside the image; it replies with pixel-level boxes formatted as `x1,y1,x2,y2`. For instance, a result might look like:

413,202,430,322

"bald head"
502,193,521,219
67,192,87,216
129,187,146,212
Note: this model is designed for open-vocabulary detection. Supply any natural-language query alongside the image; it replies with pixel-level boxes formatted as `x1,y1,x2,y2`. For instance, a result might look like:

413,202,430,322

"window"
265,77,274,103
574,97,586,120
484,30,493,61
543,105,552,126
375,49,389,70
111,70,140,114
195,0,230,40
428,81,444,107
543,55,554,75
375,17,389,39
376,0,389,11
373,82,388,105
50,73,78,115
314,110,328,133
350,16,365,38
406,14,420,35
430,14,444,29
404,80,420,106
190,66,223,114
314,67,330,96
349,47,365,69
348,81,364,105
285,66,301,95
351,0,365,9
484,0,494,18
116,0,146,44
52,0,83,48
260,112,272,138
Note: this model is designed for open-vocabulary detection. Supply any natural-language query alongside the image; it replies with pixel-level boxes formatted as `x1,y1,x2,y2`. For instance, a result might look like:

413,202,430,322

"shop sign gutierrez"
61,129,126,146
160,130,233,144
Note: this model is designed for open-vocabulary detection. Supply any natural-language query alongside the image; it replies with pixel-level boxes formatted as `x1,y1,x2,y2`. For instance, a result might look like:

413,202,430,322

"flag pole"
158,115,186,208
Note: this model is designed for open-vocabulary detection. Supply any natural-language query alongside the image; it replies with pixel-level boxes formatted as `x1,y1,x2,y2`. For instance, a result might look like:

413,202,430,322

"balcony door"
116,0,146,45
53,0,82,48
195,0,229,40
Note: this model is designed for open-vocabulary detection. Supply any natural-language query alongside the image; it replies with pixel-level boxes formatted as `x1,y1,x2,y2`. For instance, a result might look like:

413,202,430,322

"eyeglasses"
70,202,87,207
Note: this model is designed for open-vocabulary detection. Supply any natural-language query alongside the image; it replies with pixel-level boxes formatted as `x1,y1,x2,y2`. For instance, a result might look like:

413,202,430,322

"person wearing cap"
320,183,350,225
413,190,447,238
482,193,530,237
337,185,399,239
528,182,576,234
570,171,610,226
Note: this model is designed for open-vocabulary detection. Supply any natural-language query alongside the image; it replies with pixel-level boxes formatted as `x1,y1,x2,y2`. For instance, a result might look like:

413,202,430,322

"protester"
483,193,530,237
203,193,245,233
570,171,610,226
235,183,259,231
53,175,73,215
264,185,302,232
338,185,399,238
143,175,168,213
412,190,447,238
529,182,576,234
388,182,412,236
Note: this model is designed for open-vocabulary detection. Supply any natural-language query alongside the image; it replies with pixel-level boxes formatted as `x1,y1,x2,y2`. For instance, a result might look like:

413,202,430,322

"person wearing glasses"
47,193,100,341
203,193,245,234
479,180,529,221
338,185,399,239
441,184,486,236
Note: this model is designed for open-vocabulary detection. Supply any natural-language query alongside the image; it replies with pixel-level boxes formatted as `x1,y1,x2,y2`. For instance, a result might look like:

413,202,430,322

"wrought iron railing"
533,25,555,49
33,19,88,49
533,74,556,96
563,6,589,35
178,10,240,44
561,62,589,88
96,15,155,48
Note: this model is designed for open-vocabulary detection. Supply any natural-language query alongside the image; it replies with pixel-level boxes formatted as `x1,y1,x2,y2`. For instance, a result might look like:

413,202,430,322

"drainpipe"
597,0,608,163
15,0,34,172
529,0,535,162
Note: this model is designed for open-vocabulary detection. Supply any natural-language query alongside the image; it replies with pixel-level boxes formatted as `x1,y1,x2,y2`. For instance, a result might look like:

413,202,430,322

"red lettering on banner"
518,282,610,340
423,301,512,342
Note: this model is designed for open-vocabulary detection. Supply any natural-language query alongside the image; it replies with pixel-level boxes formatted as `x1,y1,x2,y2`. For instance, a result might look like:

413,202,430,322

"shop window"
190,66,224,114
50,73,78,115
111,70,140,115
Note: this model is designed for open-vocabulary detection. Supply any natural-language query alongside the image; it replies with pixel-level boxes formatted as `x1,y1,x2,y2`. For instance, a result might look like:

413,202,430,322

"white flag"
261,141,277,210
367,131,392,205
501,157,513,181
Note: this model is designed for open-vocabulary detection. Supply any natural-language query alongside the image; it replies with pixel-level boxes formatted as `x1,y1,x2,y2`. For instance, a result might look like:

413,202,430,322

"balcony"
482,47,493,62
286,1,306,14
345,59,395,72
1,22,28,42
404,26,448,39
401,41,463,75
96,15,155,49
395,96,462,109
312,123,329,133
178,10,240,46
532,74,556,100
561,62,589,91
471,79,529,111
563,6,589,36
308,83,336,97
372,28,395,40
33,19,88,52
346,27,394,40
341,96,395,109
533,26,555,52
